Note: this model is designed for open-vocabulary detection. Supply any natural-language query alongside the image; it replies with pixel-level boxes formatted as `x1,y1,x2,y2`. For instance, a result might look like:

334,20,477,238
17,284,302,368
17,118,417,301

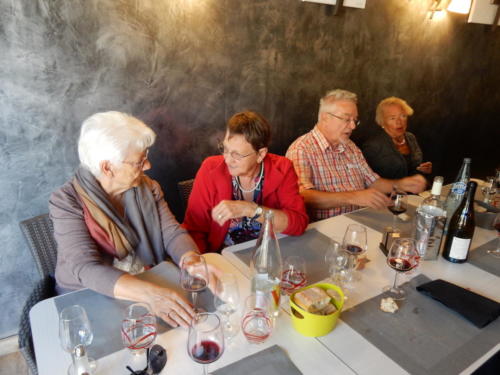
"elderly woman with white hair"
49,111,217,328
362,97,432,179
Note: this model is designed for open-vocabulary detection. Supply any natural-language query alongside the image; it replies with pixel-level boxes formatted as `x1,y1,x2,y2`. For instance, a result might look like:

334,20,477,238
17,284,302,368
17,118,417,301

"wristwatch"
252,205,263,220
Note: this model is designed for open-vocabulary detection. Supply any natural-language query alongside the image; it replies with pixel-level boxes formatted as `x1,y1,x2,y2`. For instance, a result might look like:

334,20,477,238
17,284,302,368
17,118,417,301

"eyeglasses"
326,112,361,127
217,141,256,161
122,149,149,169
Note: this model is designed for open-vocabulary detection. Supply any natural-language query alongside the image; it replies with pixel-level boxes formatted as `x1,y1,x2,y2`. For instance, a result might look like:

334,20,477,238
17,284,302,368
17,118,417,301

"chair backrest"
19,214,58,278
177,178,195,217
18,275,56,375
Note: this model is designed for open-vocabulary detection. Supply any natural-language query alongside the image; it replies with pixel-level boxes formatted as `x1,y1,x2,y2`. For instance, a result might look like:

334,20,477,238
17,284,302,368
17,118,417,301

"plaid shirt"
286,126,379,220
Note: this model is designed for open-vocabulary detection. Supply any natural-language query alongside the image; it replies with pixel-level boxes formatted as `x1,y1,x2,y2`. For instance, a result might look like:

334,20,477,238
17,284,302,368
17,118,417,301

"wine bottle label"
448,237,471,260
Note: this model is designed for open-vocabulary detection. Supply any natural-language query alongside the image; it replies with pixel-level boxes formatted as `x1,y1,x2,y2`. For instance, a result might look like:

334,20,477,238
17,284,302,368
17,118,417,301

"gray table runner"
213,345,303,375
469,239,500,277
54,262,215,359
341,274,500,375
232,229,336,285
345,204,417,236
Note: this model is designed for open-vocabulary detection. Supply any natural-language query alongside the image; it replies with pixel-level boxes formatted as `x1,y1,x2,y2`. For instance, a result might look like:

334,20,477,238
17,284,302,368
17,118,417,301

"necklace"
236,163,264,193
394,137,406,146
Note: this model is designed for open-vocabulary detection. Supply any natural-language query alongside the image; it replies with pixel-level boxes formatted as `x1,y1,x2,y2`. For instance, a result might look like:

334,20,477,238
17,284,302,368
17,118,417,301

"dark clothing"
362,130,423,179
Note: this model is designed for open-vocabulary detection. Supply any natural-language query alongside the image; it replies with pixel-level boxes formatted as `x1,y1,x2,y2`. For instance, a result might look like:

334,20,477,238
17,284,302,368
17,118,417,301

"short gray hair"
78,111,156,177
318,89,358,121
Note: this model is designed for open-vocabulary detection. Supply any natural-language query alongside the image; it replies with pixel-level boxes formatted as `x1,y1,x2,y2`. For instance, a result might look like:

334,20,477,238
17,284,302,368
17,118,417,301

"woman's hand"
148,287,195,328
211,200,256,226
416,161,432,174
114,273,195,328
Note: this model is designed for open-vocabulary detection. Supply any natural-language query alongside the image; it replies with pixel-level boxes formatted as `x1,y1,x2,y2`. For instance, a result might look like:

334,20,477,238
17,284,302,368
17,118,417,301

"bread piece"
380,297,398,313
294,287,330,313
325,288,339,301
317,302,338,316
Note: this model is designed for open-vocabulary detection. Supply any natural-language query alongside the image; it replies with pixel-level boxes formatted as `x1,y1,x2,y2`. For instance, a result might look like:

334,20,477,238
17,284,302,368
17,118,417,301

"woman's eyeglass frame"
122,149,149,169
217,141,257,161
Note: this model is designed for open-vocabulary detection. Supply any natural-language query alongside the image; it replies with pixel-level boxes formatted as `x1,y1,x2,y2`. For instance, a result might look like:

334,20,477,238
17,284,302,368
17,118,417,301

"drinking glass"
213,273,240,341
280,256,307,295
121,303,157,357
325,240,354,293
241,294,273,344
487,213,500,258
388,188,408,231
481,176,497,203
181,254,209,313
188,312,224,375
59,305,96,375
383,238,420,300
342,224,368,281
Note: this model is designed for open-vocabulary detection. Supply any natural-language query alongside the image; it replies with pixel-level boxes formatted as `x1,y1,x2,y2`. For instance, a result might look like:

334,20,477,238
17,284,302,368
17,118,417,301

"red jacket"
183,153,308,253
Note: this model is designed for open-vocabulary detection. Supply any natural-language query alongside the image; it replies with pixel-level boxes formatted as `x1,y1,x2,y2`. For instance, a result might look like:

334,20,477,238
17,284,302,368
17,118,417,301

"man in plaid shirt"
286,89,426,221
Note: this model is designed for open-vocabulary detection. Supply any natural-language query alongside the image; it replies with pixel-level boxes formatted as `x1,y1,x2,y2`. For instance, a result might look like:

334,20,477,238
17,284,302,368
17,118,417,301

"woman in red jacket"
183,111,308,253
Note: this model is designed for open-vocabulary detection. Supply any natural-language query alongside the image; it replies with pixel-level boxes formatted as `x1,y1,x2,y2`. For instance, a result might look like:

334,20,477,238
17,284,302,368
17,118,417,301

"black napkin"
416,279,500,328
213,345,302,375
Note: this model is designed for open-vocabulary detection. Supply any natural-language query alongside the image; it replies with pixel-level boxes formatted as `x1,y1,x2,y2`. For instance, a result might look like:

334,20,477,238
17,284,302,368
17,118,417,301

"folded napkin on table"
213,345,302,375
416,279,500,328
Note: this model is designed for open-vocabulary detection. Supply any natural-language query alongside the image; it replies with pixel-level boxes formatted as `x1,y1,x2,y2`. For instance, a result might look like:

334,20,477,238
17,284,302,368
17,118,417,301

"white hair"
318,89,358,121
78,111,156,177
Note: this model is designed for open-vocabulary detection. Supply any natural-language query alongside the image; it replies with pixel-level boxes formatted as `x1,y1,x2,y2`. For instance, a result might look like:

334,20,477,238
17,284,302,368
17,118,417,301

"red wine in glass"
190,340,222,364
345,244,364,255
495,222,500,234
388,257,415,273
388,206,407,215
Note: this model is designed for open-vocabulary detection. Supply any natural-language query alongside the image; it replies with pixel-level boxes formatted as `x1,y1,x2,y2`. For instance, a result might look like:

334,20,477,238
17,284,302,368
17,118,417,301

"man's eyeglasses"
122,149,149,169
217,142,256,161
326,112,361,127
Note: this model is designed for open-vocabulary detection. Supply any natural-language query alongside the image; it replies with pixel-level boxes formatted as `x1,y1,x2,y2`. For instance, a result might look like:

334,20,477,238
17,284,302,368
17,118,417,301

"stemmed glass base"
68,357,97,375
487,249,500,258
382,285,406,300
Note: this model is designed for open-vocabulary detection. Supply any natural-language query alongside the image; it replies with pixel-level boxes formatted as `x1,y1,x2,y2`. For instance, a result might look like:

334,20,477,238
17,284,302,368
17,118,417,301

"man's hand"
350,188,392,210
416,162,432,174
211,200,256,226
397,174,426,194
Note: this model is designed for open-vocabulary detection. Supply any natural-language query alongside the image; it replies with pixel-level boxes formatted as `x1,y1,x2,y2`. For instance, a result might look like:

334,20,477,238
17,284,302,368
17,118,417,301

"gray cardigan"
49,177,197,296
362,130,423,180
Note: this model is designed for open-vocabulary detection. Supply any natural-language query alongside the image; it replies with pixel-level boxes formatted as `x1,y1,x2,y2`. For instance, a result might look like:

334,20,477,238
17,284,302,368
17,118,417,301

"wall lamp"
428,0,472,19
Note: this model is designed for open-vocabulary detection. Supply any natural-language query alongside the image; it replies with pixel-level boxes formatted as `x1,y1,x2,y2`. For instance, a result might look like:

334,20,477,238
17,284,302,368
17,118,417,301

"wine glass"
487,213,500,258
121,303,157,356
383,238,420,300
181,254,209,313
388,188,408,231
325,240,354,294
188,312,224,375
213,273,240,341
241,294,273,345
59,305,97,375
280,256,307,295
342,224,368,281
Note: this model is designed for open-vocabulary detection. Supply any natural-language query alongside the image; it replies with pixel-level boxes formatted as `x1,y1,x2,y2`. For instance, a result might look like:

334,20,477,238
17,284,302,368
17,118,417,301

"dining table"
30,190,499,375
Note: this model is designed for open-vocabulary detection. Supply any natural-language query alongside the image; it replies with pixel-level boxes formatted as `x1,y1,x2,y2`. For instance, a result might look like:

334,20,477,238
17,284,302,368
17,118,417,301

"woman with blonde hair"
362,97,432,179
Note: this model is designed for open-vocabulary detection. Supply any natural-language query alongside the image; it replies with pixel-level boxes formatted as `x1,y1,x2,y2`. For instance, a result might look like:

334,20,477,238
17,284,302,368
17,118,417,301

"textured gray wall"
0,0,498,337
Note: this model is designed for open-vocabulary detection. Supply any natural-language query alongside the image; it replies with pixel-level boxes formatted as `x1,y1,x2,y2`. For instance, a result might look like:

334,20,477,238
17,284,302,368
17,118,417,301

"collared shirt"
286,126,379,220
